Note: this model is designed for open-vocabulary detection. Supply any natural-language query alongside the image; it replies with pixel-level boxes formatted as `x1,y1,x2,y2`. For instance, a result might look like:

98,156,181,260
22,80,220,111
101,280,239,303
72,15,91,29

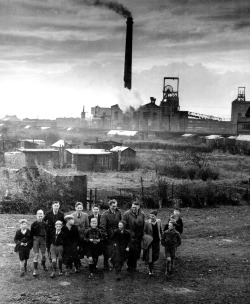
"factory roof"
236,135,250,142
66,149,111,155
107,130,138,136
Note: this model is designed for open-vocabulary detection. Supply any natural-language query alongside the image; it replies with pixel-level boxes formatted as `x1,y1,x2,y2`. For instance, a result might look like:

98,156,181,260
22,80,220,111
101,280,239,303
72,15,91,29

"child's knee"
88,257,93,264
33,253,39,262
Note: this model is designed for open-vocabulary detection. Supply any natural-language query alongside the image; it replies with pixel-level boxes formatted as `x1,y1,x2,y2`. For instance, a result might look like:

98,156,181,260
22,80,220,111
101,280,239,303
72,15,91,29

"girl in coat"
14,219,33,276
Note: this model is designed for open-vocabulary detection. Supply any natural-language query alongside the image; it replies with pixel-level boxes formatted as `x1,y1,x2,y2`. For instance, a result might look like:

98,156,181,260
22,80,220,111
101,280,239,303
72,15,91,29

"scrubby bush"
174,181,239,208
0,164,76,214
142,194,160,209
196,166,219,181
121,157,141,171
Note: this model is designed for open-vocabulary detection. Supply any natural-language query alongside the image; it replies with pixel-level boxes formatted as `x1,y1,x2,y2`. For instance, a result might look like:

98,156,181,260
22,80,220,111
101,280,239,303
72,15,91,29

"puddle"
163,287,195,294
59,281,71,286
222,239,233,243
7,243,15,247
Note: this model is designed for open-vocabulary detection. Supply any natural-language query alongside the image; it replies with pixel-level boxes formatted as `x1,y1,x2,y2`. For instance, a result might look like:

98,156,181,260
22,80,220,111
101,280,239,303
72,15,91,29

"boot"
50,262,56,278
20,261,25,277
41,260,48,271
24,260,27,273
116,270,122,281
58,260,63,275
33,262,38,276
89,264,94,278
165,260,171,276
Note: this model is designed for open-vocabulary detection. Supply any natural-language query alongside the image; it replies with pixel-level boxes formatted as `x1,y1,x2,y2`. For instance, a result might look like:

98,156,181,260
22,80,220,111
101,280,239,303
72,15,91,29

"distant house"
51,140,73,149
19,140,39,149
107,130,138,138
23,139,46,147
17,149,59,167
89,140,122,150
205,135,224,146
66,149,113,172
110,146,136,170
235,135,250,151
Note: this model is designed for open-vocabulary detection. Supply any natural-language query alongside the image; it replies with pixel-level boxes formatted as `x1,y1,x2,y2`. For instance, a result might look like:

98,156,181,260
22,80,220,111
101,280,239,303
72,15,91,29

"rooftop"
66,149,111,155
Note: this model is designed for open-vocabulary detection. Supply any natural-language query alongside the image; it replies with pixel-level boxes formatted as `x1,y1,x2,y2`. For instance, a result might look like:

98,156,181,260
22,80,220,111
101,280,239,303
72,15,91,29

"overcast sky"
0,0,249,119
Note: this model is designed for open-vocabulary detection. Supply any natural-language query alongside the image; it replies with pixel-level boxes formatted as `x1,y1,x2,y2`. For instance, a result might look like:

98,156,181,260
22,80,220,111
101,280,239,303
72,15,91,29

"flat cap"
64,214,74,221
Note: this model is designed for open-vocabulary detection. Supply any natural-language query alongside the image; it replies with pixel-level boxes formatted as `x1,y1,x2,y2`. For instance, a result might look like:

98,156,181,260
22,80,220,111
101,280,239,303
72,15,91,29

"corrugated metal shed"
205,135,223,140
110,146,134,152
236,135,250,142
107,130,138,137
51,140,67,147
67,149,111,155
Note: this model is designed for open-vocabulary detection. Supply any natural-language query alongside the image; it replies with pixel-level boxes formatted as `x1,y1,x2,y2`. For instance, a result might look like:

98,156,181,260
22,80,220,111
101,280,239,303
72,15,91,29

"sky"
0,0,250,119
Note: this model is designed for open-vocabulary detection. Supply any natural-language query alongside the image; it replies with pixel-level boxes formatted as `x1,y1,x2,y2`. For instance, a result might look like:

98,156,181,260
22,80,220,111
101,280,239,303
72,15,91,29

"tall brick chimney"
124,17,133,90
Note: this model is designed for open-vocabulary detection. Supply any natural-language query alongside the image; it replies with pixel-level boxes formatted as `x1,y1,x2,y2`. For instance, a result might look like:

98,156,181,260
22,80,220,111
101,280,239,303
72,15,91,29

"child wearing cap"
161,221,181,276
62,214,80,276
85,218,102,278
30,210,48,276
14,219,33,276
49,220,65,278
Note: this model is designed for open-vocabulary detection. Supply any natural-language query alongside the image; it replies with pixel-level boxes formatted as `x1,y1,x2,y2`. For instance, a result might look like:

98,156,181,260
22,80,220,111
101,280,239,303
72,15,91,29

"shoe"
58,270,63,276
33,269,38,277
50,271,56,278
89,273,93,279
41,262,48,272
65,271,70,277
74,267,80,273
20,271,25,277
149,271,153,276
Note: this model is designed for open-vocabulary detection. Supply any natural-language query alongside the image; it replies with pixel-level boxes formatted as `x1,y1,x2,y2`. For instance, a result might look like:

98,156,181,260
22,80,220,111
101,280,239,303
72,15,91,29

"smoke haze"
78,0,132,18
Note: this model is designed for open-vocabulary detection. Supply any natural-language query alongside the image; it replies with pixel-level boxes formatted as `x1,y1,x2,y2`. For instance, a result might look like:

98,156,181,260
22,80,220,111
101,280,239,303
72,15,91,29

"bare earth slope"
0,206,249,304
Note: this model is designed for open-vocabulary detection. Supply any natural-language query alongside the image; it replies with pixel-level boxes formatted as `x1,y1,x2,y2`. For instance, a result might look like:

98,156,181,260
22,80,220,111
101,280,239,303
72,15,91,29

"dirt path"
0,206,249,304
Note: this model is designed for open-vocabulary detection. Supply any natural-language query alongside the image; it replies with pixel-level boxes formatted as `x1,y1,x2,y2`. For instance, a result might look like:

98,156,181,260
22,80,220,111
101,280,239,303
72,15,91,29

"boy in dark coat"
122,201,145,272
62,214,80,276
49,220,64,278
86,218,102,278
43,201,65,262
161,221,181,276
14,219,33,276
100,199,121,270
30,210,48,276
110,221,131,280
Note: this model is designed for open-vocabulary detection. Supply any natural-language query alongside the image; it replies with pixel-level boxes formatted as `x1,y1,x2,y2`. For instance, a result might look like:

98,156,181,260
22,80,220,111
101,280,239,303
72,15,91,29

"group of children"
14,205,183,279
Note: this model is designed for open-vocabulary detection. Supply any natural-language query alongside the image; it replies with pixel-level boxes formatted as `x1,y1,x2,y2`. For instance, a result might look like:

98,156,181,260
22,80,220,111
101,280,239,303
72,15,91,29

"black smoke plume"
79,0,132,18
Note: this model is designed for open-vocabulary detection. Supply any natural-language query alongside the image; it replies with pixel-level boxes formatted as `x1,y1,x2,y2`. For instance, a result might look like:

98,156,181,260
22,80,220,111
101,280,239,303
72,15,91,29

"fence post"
89,189,93,211
141,177,144,200
94,188,97,205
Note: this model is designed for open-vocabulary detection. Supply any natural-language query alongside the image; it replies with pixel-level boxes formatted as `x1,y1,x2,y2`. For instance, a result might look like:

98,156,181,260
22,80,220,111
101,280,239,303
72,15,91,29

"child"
30,210,48,276
164,208,183,235
49,220,64,278
161,221,181,276
14,219,32,276
85,218,102,278
62,214,80,276
110,221,130,280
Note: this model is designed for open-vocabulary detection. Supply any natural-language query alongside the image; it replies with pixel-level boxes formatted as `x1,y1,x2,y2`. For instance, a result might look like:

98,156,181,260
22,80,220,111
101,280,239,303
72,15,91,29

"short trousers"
33,236,46,254
50,245,63,260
